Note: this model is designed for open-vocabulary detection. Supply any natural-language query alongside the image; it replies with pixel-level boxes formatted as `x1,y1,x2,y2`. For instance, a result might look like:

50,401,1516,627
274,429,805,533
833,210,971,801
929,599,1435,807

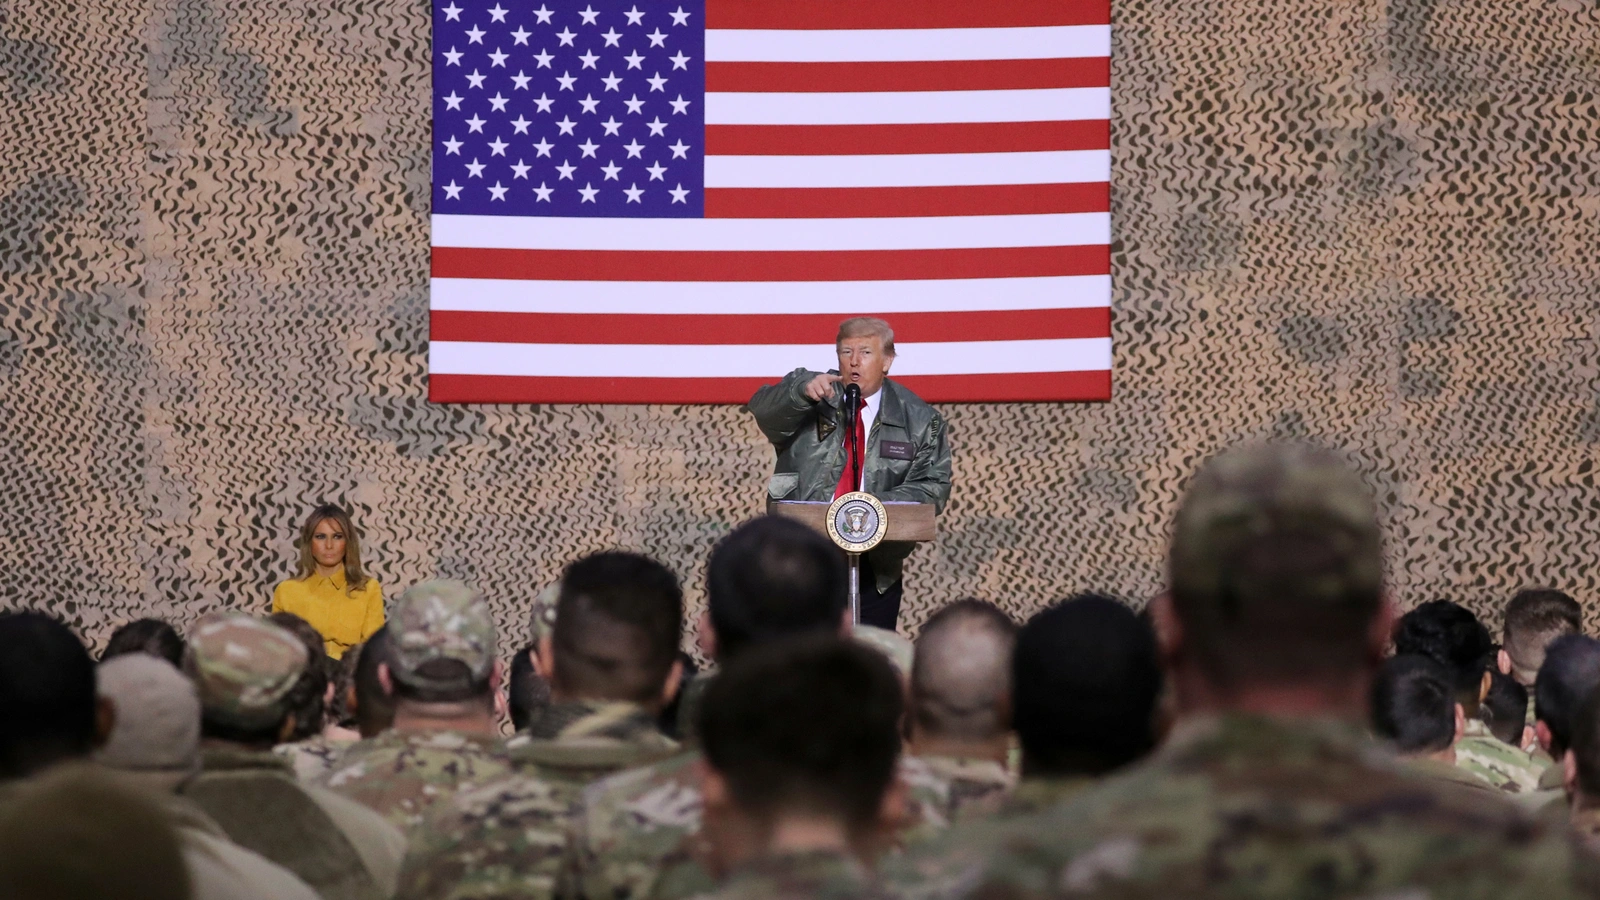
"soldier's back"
320,728,513,831
888,714,1600,899
690,850,883,900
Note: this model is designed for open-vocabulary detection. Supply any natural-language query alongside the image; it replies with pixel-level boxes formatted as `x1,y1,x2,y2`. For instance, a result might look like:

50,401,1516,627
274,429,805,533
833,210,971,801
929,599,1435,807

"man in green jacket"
746,316,952,629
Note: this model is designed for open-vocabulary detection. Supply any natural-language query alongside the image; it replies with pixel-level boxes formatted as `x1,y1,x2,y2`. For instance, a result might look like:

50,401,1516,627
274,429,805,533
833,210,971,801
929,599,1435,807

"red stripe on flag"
705,121,1109,156
706,0,1110,30
431,308,1111,345
706,58,1109,93
429,370,1112,404
704,184,1109,218
431,246,1110,281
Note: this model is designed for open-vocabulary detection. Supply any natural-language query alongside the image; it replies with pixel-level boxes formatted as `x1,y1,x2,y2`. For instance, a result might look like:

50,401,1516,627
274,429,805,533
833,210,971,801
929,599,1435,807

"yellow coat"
271,570,384,659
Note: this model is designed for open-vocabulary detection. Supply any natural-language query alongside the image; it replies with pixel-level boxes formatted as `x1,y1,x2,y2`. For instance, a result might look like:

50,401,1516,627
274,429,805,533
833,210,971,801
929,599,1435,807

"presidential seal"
826,491,888,554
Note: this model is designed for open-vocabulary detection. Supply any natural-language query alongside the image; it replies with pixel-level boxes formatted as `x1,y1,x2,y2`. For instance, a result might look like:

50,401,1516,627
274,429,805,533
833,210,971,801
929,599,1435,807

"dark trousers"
856,552,903,631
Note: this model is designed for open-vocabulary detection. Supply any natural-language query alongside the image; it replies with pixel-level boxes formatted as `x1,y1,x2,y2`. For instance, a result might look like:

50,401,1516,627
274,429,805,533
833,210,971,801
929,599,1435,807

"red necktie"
833,402,864,499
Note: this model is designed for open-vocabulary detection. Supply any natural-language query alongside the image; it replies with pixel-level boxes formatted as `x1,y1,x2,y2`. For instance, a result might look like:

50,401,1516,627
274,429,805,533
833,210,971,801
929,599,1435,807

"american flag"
429,0,1111,403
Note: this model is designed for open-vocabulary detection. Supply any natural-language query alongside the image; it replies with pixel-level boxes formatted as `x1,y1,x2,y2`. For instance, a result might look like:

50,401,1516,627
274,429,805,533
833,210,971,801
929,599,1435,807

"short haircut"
1534,634,1600,757
267,611,331,741
1391,600,1493,703
552,551,684,704
508,644,551,731
353,625,396,737
836,316,896,356
1371,654,1456,754
699,635,903,833
102,618,186,668
1479,668,1529,746
1503,589,1582,685
1566,688,1600,799
706,516,848,663
1168,443,1383,689
1012,594,1162,776
0,611,96,779
911,599,1016,743
330,641,363,728
0,766,190,900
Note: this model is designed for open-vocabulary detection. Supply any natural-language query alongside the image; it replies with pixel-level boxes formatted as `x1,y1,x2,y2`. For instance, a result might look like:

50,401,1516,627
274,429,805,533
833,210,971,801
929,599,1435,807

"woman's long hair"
295,504,370,593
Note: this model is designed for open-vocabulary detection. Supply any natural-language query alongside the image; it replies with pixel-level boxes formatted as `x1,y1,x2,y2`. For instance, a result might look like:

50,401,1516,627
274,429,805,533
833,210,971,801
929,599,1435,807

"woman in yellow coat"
271,504,383,658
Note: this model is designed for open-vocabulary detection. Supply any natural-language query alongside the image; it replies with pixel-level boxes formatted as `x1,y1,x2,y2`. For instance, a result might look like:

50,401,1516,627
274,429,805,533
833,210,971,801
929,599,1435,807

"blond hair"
295,503,370,593
836,317,896,357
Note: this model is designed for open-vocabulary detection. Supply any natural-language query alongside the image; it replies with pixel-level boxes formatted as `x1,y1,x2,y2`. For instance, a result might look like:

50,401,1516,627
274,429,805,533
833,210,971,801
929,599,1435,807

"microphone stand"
843,382,863,624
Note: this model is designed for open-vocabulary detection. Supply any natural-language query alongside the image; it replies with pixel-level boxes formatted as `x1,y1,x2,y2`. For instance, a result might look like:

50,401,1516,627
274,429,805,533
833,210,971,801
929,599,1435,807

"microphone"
843,383,862,493
844,382,861,415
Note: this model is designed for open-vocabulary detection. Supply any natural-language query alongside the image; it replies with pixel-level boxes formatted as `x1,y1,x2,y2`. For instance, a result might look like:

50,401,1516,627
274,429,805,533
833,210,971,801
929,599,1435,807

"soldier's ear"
1478,671,1492,704
697,758,729,813
535,634,555,682
660,658,684,709
1497,649,1513,677
877,769,909,834
278,714,297,743
696,612,717,660
1149,593,1182,665
1537,720,1555,756
377,663,394,697
1564,749,1579,796
1368,595,1397,665
94,697,117,750
1452,703,1466,745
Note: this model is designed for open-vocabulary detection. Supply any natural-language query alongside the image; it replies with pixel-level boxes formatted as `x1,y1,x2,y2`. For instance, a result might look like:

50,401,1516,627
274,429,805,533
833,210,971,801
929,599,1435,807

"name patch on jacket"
880,440,916,461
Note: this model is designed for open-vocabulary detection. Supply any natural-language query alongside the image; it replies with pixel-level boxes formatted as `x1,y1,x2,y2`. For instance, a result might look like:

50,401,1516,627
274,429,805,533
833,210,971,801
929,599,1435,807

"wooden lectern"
767,498,937,624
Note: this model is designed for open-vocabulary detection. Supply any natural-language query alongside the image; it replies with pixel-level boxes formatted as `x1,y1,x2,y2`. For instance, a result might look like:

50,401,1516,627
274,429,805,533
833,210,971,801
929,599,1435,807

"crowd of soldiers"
5,442,1600,898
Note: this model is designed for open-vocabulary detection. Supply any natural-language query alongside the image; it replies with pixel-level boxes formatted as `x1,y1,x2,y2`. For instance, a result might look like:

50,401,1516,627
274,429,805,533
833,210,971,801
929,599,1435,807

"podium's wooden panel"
767,500,936,543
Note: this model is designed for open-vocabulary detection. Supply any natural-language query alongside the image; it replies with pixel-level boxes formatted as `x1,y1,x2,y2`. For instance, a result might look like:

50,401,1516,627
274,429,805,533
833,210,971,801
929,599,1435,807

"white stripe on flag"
704,26,1111,63
703,150,1109,188
430,338,1113,378
430,275,1113,314
432,213,1109,252
704,88,1109,125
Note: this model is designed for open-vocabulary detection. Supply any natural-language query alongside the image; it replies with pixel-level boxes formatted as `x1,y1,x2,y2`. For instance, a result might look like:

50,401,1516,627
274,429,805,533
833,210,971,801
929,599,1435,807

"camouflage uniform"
320,580,514,830
275,732,357,782
688,850,881,900
394,701,679,900
884,715,1600,900
1455,718,1552,793
989,776,1093,819
1573,804,1600,850
899,755,1015,837
179,614,406,900
576,750,959,900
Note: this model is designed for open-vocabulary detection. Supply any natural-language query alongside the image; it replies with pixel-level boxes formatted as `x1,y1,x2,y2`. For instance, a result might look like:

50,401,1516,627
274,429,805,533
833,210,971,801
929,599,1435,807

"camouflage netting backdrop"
1,0,1598,650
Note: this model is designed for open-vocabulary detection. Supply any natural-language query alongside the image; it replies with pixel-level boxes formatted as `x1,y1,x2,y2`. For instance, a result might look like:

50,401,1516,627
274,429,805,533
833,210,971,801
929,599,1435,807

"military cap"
187,613,308,730
1170,441,1382,599
390,580,498,692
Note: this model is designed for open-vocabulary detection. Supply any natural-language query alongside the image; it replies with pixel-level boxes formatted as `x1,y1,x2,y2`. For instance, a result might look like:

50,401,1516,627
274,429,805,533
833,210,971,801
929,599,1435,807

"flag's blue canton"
433,0,706,217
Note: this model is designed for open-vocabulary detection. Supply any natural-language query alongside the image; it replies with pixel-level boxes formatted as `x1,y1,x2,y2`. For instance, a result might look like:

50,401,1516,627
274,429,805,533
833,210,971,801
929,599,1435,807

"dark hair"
508,644,551,731
657,651,700,740
1479,667,1529,746
1503,589,1583,684
911,599,1016,742
1391,600,1493,707
1534,634,1600,757
0,612,97,779
352,625,396,738
699,635,902,832
267,612,330,741
706,516,848,662
1371,654,1456,754
1567,688,1600,799
1012,594,1162,776
330,641,363,728
552,551,684,705
102,618,186,668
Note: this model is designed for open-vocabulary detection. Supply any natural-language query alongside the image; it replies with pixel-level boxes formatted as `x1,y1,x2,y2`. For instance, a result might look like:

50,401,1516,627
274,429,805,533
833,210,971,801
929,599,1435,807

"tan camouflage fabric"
189,614,308,730
883,714,1600,900
989,776,1094,820
687,849,881,900
1403,755,1500,793
275,733,359,783
1455,718,1552,794
320,729,512,831
394,701,679,900
899,756,1015,838
390,580,498,690
577,750,959,900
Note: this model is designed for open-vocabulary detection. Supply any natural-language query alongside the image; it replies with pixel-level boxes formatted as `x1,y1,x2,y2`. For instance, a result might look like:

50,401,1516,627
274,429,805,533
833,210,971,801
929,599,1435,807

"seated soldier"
886,443,1600,899
1500,588,1582,688
97,654,323,900
350,625,397,739
1480,668,1532,748
102,617,187,668
179,614,405,900
507,643,551,731
695,635,905,900
1561,688,1600,846
1004,593,1163,817
320,581,513,830
1534,635,1600,810
901,600,1017,827
0,766,190,900
395,552,684,900
573,516,854,900
1370,654,1488,790
0,611,99,791
267,611,348,782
